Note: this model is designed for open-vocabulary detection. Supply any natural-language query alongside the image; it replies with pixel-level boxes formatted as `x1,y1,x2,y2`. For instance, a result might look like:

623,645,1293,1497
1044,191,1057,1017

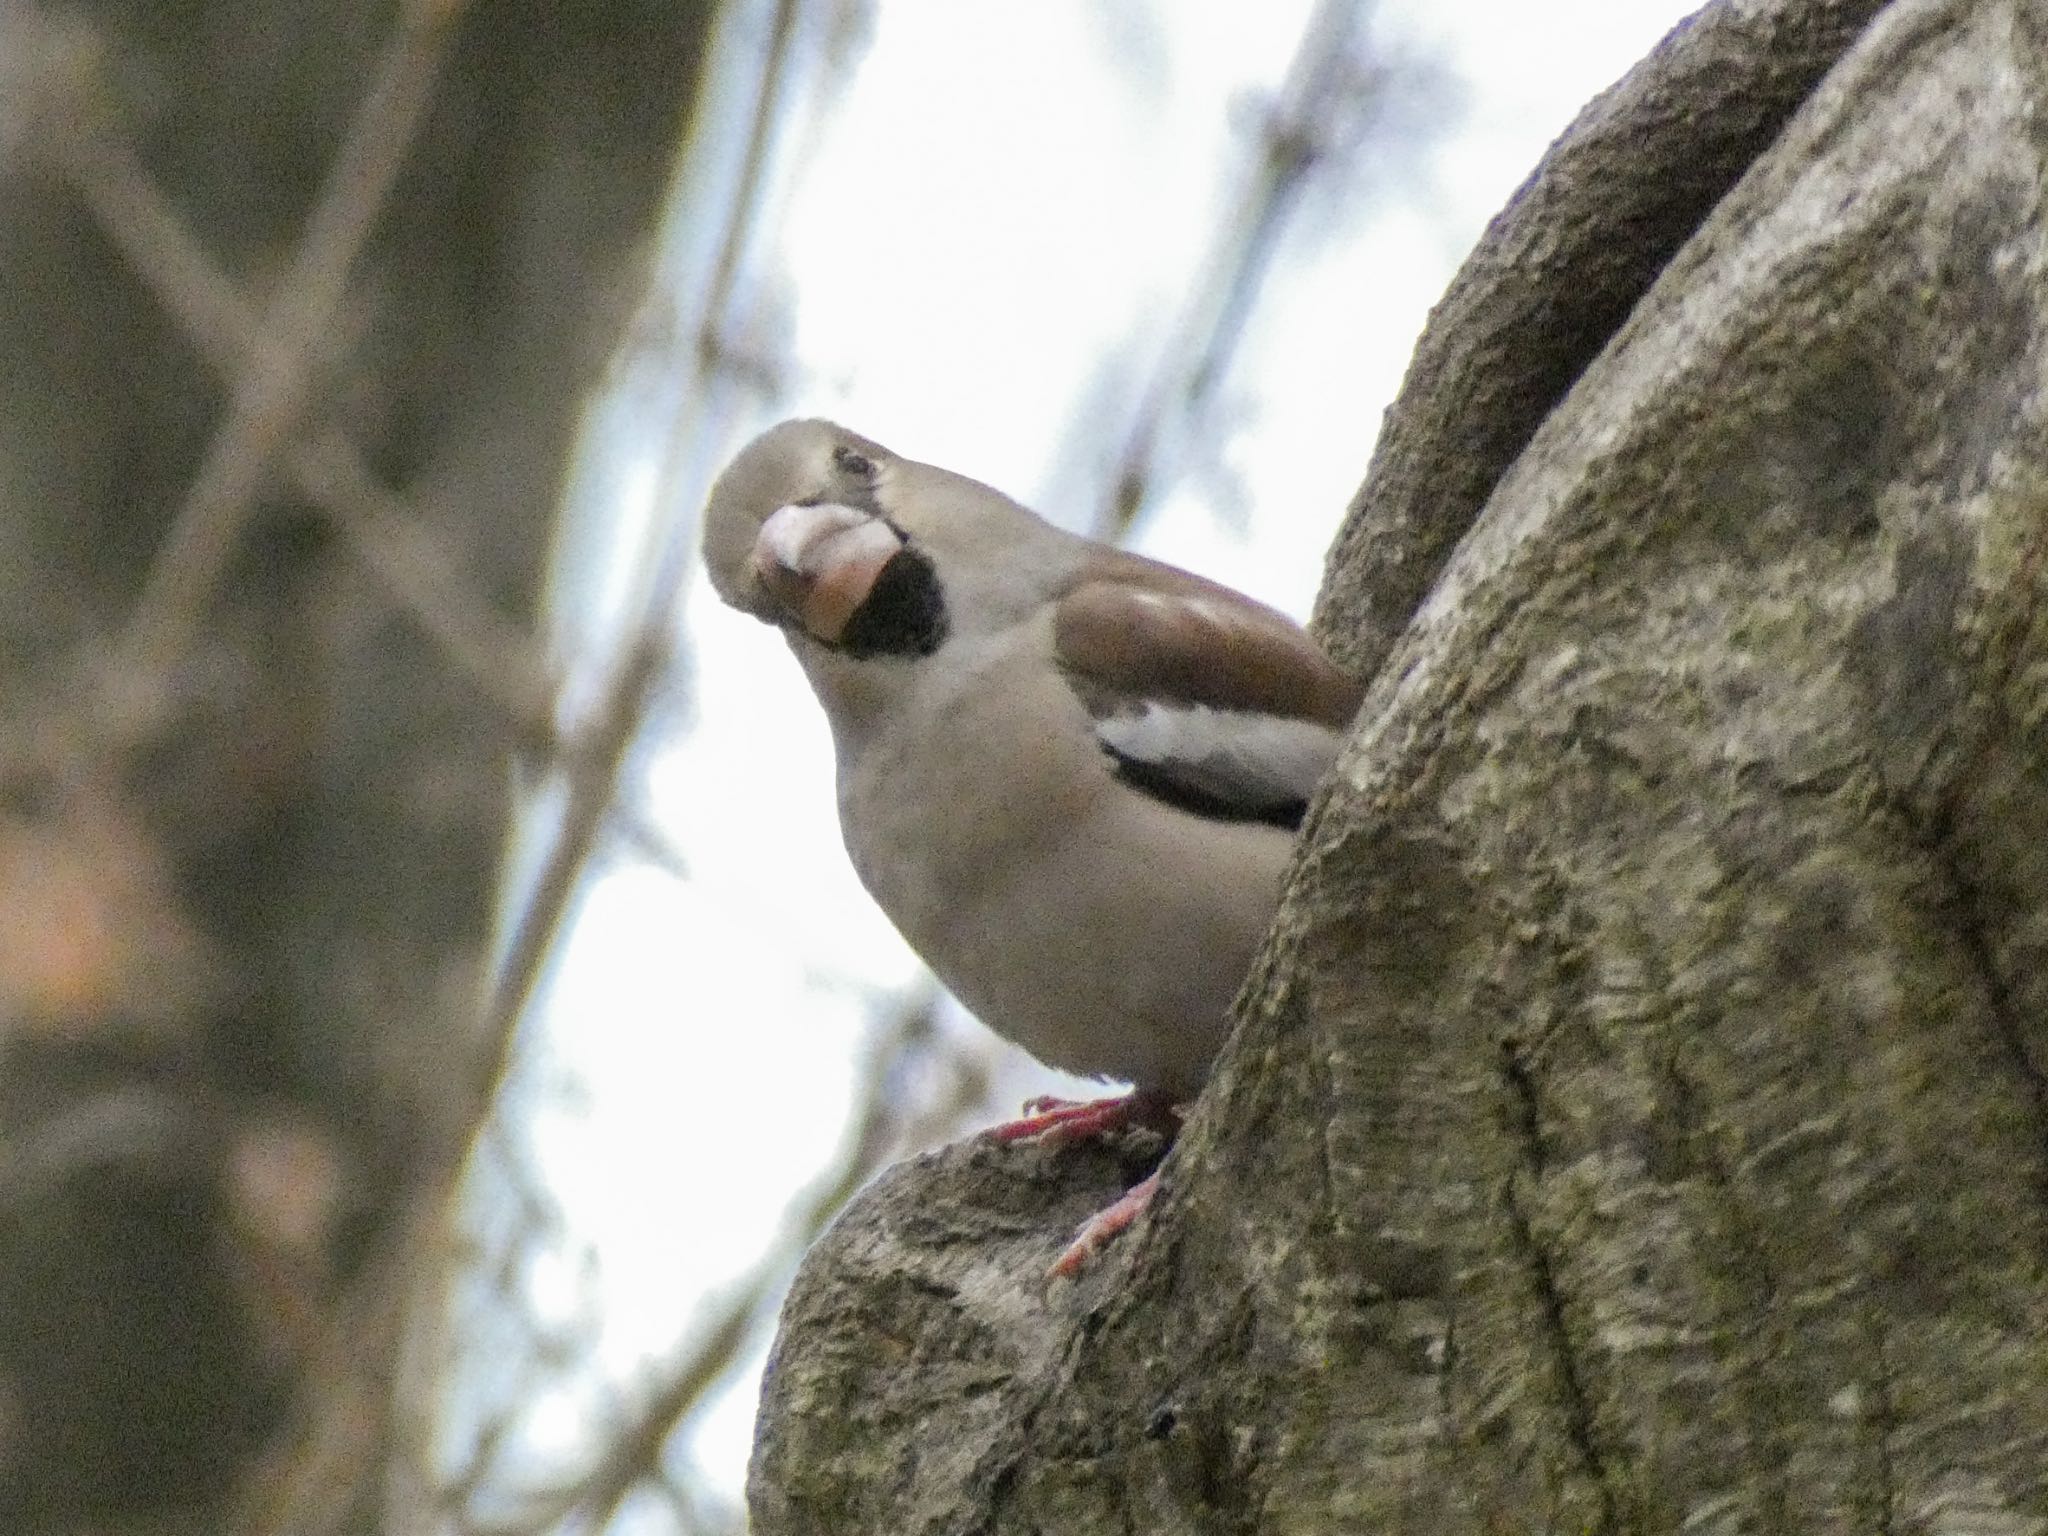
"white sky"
496,0,1701,1520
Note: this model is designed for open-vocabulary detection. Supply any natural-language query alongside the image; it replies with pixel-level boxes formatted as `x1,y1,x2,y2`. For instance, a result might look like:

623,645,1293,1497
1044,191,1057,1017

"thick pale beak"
749,502,906,643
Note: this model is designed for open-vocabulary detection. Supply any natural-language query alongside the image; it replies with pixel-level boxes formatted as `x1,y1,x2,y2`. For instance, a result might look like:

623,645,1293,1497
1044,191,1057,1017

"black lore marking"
837,543,948,659
1104,748,1306,830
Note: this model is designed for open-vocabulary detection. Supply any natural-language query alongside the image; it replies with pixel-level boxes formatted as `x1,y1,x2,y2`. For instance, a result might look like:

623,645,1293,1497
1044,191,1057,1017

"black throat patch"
836,540,948,659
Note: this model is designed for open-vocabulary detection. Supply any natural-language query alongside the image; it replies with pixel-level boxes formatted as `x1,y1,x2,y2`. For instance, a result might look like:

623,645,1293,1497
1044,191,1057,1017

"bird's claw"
1048,1171,1161,1277
984,1090,1177,1146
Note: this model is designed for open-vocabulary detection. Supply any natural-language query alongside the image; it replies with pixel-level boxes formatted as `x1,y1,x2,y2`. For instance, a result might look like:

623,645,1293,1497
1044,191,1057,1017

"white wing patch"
1094,702,1343,814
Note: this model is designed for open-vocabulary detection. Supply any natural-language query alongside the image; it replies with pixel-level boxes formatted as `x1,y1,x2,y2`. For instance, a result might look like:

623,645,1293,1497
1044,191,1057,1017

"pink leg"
985,1090,1181,1274
984,1089,1177,1145
1049,1171,1161,1277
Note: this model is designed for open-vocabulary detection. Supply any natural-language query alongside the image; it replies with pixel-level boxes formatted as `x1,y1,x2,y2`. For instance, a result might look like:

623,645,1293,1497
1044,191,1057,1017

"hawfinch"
701,420,1361,1272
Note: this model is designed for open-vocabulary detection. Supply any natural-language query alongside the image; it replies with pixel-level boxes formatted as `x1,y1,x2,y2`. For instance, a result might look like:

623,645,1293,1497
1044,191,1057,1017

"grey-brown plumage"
700,418,1361,1101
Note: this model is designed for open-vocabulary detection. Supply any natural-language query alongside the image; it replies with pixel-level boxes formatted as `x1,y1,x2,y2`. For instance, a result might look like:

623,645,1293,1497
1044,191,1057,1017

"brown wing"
1053,551,1363,726
1052,553,1363,827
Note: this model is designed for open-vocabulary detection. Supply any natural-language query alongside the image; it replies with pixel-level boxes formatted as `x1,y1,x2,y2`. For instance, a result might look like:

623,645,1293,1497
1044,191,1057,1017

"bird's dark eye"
832,445,875,478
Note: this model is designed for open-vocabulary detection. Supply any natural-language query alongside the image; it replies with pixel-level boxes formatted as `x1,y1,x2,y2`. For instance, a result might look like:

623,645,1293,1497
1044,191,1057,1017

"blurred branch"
26,7,697,1527
291,434,564,742
99,0,466,722
468,614,669,1120
35,9,725,914
449,986,988,1536
693,0,804,390
1100,0,1385,540
42,0,713,1010
445,0,858,1101
237,1193,436,1536
40,3,565,749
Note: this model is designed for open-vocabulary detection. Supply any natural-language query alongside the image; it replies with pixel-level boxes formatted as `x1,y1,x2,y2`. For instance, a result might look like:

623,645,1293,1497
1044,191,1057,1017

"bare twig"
99,0,466,722
469,617,668,1119
49,28,559,746
609,798,694,880
1101,0,1381,540
46,7,698,1095
418,0,844,1118
456,987,987,1536
24,4,781,1532
694,0,806,381
236,1191,437,1536
290,431,562,742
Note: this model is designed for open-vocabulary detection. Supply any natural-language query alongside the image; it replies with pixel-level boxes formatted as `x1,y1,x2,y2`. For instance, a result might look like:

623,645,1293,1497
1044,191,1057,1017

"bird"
700,419,1361,1273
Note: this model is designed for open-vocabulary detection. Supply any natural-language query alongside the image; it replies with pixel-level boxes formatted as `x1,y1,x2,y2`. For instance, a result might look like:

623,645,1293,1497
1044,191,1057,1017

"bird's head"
700,418,897,624
703,417,1070,665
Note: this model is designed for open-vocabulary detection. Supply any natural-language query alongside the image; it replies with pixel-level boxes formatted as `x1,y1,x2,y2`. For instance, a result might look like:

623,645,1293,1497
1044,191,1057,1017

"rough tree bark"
0,2,713,1529
749,0,2048,1530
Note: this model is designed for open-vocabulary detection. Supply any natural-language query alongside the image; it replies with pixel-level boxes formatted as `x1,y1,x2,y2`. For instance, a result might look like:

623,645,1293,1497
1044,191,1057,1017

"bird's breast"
835,633,1100,942
830,629,1292,1092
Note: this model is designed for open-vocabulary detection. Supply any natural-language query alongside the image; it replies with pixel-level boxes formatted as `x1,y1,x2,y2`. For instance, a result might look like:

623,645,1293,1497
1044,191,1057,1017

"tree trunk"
748,0,2048,1529
0,2,713,1527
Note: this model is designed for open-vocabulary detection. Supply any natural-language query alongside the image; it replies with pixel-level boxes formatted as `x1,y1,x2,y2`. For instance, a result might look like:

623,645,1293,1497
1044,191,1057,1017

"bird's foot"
1049,1171,1160,1277
984,1088,1178,1146
983,1091,1180,1275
